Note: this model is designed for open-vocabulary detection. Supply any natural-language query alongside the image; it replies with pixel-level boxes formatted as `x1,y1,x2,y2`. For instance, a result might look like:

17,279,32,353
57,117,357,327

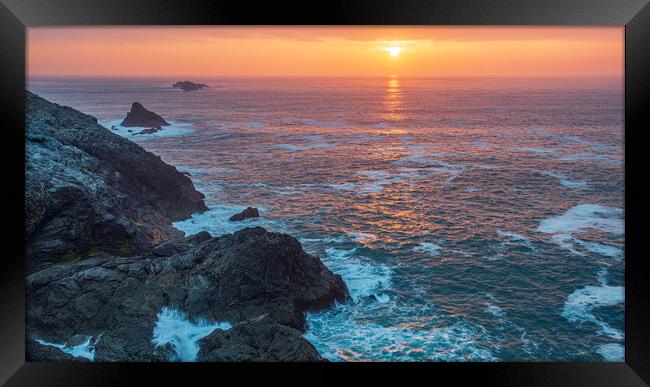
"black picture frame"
1,0,649,385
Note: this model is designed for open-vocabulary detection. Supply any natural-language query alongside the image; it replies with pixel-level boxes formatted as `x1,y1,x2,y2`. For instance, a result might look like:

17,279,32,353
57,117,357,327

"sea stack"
120,102,170,128
173,81,209,92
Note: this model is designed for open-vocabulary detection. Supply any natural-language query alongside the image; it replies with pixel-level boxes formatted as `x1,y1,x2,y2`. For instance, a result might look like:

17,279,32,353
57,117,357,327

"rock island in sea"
25,91,349,362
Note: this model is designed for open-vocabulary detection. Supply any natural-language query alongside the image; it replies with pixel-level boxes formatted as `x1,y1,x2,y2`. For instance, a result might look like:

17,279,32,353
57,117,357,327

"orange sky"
27,27,623,78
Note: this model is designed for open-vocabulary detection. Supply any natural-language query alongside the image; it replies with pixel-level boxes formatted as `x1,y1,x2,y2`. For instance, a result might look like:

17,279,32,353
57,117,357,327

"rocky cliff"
25,92,349,362
26,92,207,272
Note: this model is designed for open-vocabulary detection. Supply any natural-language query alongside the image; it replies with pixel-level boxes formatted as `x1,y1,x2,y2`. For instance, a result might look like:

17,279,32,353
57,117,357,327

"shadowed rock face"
120,102,170,128
198,315,324,362
173,81,209,92
26,92,207,272
27,228,349,361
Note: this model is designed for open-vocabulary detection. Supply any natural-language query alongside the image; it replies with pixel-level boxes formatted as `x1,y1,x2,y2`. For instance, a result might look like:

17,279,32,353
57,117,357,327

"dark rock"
173,81,209,92
25,92,207,272
26,227,349,361
198,315,323,361
153,231,212,257
120,102,169,128
111,125,117,130
229,207,260,222
133,127,162,135
25,92,348,362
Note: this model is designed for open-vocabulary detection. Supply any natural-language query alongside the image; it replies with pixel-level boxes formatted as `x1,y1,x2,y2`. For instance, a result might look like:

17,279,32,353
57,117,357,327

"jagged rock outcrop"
229,207,260,221
25,92,348,362
25,92,207,272
27,228,349,361
198,315,324,361
120,102,170,128
173,81,209,92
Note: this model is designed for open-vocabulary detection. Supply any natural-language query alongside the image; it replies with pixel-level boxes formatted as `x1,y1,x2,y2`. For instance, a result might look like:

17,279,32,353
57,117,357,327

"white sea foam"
347,232,379,246
34,335,101,361
100,119,196,138
414,242,442,256
173,205,285,237
497,230,537,251
485,302,506,319
540,171,589,190
537,204,623,258
597,343,624,361
323,247,392,304
562,284,624,340
305,309,495,361
151,307,231,362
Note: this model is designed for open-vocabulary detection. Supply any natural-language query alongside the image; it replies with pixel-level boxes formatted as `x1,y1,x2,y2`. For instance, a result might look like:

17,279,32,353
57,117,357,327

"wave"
346,232,379,246
537,204,623,235
537,204,623,258
323,247,392,304
305,308,495,361
562,284,624,341
497,230,537,251
151,307,231,362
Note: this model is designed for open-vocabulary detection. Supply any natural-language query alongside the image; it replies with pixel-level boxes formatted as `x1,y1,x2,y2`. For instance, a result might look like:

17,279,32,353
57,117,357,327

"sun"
386,47,403,57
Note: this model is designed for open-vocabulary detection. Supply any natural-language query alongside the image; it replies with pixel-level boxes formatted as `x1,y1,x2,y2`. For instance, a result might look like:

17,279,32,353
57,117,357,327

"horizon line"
27,74,624,79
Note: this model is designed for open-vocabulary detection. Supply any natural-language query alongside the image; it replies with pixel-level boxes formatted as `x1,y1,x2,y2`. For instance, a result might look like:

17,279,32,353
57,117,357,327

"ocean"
27,76,625,361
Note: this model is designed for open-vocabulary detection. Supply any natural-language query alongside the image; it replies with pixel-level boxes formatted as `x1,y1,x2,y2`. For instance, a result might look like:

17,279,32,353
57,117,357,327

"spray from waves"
151,307,231,362
537,204,623,258
305,304,495,361
173,205,286,237
34,335,102,361
322,247,391,303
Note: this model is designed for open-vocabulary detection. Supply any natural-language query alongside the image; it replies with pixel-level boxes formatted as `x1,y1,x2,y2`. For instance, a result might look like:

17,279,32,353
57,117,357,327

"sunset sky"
27,27,623,78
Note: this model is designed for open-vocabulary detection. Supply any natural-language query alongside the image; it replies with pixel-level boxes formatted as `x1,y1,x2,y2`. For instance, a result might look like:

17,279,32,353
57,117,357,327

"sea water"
28,76,624,361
